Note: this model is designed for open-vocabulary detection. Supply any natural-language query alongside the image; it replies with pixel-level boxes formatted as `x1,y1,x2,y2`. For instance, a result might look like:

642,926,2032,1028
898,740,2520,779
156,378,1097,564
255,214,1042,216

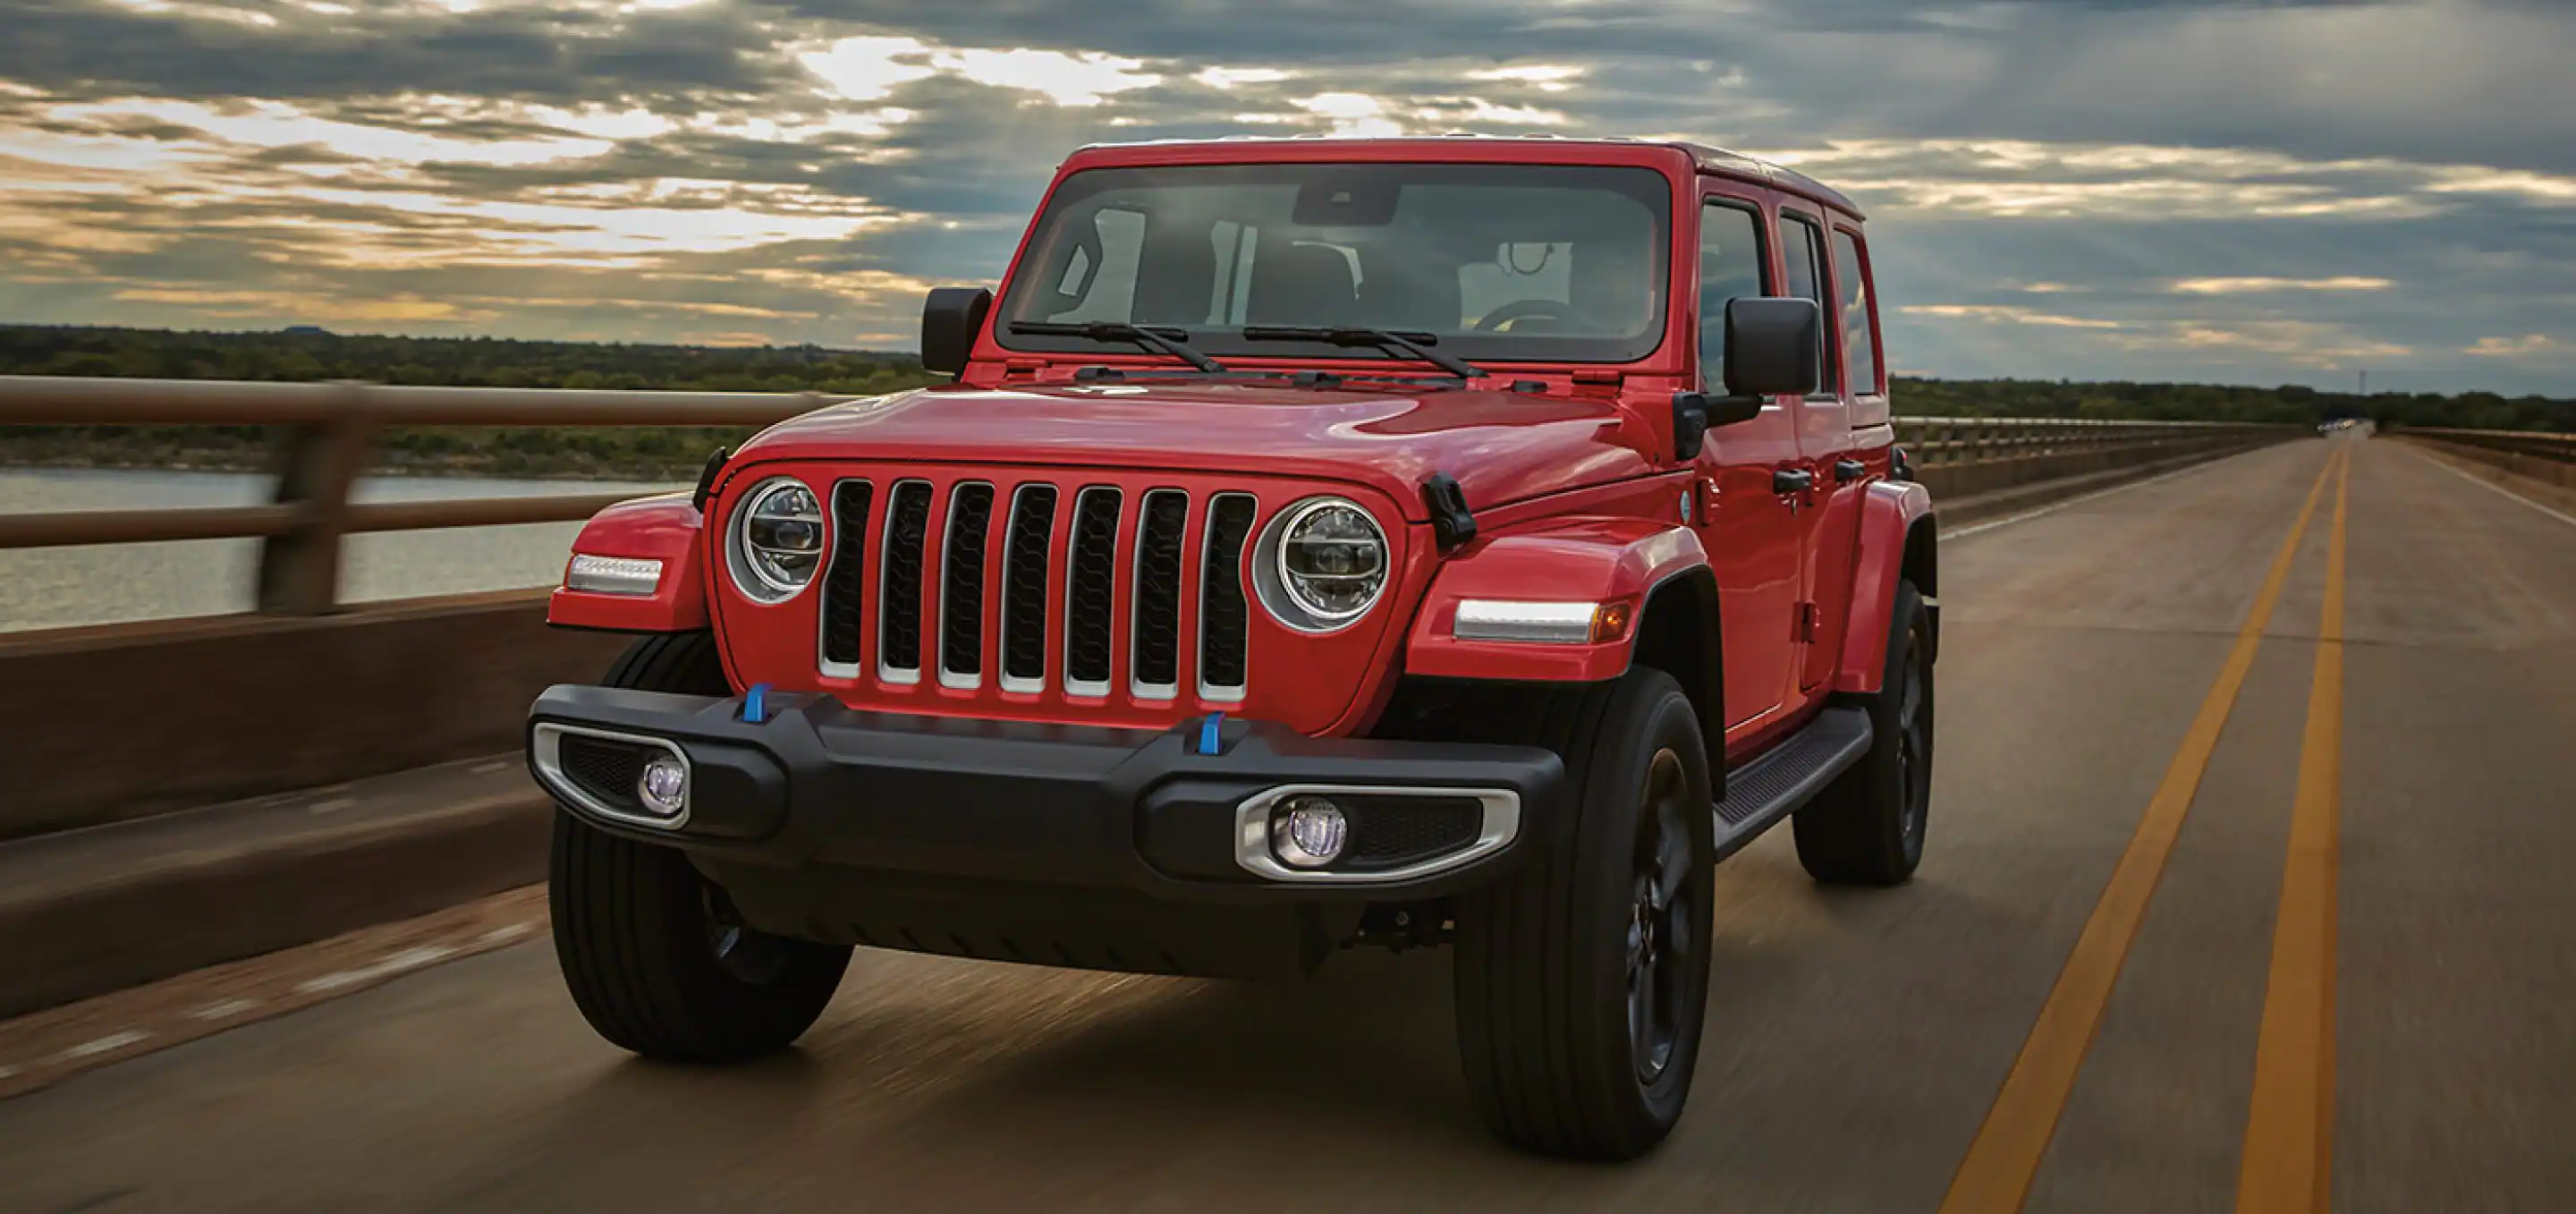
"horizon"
18,319,2574,405
3,1,2570,396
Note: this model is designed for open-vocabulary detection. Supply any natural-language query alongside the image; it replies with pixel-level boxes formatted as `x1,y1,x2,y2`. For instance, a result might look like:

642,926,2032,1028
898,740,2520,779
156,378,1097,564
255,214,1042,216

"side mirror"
1722,296,1821,399
920,286,994,377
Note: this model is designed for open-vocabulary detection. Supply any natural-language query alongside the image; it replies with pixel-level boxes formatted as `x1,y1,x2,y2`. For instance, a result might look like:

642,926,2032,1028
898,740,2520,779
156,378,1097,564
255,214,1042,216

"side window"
1780,215,1837,395
1697,202,1765,391
1831,229,1881,395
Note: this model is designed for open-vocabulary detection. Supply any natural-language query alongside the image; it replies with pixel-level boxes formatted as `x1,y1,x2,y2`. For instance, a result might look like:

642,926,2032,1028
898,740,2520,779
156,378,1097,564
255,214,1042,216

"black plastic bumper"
526,685,1565,907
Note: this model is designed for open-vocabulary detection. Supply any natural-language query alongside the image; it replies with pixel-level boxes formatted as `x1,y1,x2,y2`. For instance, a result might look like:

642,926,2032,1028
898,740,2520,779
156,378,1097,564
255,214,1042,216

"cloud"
0,0,2568,393
2169,276,2393,294
1902,303,2125,329
2466,335,2559,359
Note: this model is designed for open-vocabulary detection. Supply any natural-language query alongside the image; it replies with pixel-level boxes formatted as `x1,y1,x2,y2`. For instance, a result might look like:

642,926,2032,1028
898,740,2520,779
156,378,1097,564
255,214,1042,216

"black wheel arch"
1902,514,1939,664
1629,567,1725,799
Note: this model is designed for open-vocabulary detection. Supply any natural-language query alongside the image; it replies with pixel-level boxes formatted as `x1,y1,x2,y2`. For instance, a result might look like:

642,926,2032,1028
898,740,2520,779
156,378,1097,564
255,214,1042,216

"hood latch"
1423,472,1478,553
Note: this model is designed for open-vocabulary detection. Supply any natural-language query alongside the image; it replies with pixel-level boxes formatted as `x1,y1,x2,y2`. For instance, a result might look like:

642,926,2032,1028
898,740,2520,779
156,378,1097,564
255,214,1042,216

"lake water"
0,468,681,632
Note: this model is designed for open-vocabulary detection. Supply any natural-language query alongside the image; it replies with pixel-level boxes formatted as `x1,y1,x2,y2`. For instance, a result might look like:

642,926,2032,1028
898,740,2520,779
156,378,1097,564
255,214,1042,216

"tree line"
1,324,2566,479
0,325,940,479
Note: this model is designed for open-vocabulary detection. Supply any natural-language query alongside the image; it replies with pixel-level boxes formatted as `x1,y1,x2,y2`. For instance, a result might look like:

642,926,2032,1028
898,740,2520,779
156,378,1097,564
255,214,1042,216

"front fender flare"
547,492,712,633
1403,517,1707,684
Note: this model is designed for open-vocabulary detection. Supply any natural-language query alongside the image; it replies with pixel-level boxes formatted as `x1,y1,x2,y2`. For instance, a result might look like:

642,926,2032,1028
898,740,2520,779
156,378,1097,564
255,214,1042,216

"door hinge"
1795,601,1822,643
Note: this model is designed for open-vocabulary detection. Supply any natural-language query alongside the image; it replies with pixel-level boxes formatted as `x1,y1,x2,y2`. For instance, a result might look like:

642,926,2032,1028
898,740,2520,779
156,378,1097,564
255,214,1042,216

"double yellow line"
1939,443,2353,1214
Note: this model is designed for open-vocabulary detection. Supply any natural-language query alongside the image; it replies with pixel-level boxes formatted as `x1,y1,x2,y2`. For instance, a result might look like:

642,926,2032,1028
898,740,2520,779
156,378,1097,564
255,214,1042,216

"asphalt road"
4,436,2572,1213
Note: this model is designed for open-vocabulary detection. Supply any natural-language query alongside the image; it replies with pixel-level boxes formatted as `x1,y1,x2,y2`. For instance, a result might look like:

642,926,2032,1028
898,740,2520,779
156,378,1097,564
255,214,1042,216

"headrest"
1247,242,1359,325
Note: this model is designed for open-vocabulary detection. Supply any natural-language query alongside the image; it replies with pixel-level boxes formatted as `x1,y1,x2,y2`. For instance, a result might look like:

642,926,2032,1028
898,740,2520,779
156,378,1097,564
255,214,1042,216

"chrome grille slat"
937,482,996,687
877,480,933,683
1198,493,1257,700
1000,484,1058,692
1063,487,1123,696
818,480,873,675
1131,489,1190,700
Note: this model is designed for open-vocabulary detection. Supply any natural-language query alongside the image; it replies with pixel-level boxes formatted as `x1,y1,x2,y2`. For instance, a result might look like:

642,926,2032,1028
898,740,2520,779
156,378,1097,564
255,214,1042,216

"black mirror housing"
1670,390,1765,461
920,287,994,377
1722,297,1822,399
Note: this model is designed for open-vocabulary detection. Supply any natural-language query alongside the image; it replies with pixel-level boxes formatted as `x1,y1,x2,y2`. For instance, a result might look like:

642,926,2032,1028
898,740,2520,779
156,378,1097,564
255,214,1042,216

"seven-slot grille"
815,477,1259,703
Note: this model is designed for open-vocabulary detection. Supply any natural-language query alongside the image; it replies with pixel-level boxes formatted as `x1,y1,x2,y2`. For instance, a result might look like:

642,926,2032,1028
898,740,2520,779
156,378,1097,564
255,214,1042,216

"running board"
1710,706,1874,863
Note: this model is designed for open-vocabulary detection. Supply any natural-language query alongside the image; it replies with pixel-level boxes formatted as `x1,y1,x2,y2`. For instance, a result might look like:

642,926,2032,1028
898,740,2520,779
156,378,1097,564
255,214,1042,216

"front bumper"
526,684,1565,906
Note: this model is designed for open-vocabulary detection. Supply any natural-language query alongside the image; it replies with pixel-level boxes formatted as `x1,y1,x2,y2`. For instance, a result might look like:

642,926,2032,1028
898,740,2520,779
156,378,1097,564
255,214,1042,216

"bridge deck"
3,437,2570,1213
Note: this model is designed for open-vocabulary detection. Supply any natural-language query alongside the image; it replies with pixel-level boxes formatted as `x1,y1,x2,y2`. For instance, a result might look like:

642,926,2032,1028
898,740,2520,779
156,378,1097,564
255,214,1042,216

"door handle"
1835,458,1868,483
1773,467,1817,495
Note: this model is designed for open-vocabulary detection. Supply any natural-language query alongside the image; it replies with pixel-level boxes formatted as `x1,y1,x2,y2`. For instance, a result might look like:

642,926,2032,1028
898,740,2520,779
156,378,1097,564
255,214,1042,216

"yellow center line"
2235,441,2351,1213
1939,443,2347,1214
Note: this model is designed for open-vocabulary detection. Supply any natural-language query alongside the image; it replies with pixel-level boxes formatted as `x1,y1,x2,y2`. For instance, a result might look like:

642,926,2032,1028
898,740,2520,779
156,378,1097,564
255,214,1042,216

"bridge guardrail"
2394,426,2576,464
2394,424,2576,492
1894,415,2280,462
3,374,2286,614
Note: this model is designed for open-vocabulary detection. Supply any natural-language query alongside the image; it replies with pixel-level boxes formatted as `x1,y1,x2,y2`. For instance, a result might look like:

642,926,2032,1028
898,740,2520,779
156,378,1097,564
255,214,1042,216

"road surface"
4,436,2571,1213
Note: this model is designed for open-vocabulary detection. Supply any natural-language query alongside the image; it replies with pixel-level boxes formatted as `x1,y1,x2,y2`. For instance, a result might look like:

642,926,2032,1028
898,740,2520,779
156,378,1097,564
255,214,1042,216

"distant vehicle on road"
528,136,1937,1159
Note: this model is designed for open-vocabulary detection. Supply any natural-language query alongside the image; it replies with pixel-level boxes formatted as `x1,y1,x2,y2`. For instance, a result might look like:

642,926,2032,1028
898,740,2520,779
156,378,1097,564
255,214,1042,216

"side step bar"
1710,705,1874,863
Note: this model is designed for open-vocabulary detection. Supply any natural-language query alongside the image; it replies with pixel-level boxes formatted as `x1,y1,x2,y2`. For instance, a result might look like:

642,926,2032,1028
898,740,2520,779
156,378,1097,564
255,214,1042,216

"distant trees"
0,325,943,479
1,324,2567,479
1890,376,2574,433
0,324,932,395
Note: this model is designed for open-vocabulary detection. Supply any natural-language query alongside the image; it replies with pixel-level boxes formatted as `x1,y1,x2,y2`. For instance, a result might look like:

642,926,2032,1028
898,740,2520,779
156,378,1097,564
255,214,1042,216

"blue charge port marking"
1198,712,1225,756
741,683,771,724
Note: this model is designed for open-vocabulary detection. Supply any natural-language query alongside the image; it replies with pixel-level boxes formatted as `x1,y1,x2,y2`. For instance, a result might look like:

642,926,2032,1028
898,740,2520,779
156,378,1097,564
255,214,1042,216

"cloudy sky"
2,0,2570,393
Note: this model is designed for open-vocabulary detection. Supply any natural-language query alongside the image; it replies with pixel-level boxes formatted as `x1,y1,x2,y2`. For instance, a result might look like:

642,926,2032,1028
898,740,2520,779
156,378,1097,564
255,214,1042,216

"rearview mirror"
1722,297,1822,399
920,286,994,377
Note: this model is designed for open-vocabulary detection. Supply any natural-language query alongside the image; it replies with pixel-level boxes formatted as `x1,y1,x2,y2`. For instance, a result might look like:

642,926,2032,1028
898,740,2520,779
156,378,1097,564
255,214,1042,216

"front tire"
549,632,852,1063
1793,581,1934,886
1453,668,1716,1159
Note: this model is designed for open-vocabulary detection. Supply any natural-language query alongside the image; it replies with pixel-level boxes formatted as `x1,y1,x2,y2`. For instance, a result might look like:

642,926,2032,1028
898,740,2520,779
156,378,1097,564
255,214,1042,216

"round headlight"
727,477,823,603
1254,497,1388,631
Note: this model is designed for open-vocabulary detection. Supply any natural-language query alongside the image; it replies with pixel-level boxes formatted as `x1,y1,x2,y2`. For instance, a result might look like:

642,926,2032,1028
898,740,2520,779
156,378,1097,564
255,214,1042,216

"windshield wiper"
1238,326,1486,380
1008,321,1227,374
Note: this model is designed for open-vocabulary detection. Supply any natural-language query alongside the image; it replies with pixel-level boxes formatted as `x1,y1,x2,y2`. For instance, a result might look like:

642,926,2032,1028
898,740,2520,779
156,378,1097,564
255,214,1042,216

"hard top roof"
1063,133,1862,220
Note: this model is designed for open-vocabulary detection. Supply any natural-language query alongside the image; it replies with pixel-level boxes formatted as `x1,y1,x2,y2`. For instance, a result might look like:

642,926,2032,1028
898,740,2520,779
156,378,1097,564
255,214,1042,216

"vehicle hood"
734,380,1660,521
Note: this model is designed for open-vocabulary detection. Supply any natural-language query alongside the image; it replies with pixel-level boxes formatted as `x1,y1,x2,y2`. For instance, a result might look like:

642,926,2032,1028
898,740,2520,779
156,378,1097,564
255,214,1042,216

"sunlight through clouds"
0,0,2566,386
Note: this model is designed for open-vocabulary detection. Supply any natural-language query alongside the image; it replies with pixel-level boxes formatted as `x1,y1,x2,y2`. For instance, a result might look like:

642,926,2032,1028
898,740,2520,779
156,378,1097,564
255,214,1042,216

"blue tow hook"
1197,711,1226,756
741,683,772,724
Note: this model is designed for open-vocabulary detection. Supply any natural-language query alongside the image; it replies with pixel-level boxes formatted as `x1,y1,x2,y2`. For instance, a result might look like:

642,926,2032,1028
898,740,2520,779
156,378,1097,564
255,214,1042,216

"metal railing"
1892,416,2283,465
3,374,2283,615
2394,426,2576,465
0,376,825,613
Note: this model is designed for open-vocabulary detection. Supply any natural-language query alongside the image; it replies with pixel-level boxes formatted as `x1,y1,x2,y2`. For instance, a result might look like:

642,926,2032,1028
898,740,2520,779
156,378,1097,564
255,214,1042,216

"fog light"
636,756,687,818
1272,795,1349,869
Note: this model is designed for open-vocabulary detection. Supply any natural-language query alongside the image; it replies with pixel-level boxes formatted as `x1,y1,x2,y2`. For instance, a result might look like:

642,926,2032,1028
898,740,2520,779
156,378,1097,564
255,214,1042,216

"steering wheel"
1472,299,1569,333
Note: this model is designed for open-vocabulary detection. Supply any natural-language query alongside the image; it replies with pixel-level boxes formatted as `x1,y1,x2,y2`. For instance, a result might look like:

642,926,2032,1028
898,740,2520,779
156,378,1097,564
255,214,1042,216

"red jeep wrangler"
531,136,1936,1159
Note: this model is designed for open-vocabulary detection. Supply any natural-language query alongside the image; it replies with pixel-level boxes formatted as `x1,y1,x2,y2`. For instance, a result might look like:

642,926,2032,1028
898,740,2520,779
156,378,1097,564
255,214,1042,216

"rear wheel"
1453,668,1716,1159
549,632,852,1063
1793,582,1934,886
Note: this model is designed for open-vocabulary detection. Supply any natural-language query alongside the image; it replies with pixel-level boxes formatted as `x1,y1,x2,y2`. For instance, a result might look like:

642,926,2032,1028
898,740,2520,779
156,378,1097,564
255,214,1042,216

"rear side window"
1697,202,1766,390
1781,215,1836,395
1831,229,1881,395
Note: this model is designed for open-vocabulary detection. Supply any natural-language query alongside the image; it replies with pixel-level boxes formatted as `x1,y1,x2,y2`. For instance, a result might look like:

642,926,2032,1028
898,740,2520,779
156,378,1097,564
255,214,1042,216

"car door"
1801,222,1889,692
1691,191,1802,740
1775,209,1850,703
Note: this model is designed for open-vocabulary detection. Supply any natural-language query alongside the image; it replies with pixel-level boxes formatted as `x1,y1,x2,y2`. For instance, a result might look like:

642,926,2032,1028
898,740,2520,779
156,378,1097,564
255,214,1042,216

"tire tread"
549,632,848,1064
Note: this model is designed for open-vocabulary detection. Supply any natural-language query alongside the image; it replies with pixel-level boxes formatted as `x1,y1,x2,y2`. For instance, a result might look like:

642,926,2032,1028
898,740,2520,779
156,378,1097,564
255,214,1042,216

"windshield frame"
990,160,1680,369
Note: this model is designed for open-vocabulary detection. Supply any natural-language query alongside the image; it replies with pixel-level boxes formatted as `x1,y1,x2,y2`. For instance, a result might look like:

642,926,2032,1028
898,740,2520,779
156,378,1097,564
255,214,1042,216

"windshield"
995,163,1674,366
